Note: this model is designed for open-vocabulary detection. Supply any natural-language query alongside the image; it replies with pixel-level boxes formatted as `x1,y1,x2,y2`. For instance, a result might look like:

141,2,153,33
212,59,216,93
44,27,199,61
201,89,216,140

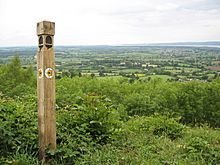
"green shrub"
124,93,156,116
0,96,38,156
186,137,210,153
123,115,185,140
184,137,220,164
2,153,39,165
56,77,220,127
53,94,123,164
0,56,36,98
73,94,123,144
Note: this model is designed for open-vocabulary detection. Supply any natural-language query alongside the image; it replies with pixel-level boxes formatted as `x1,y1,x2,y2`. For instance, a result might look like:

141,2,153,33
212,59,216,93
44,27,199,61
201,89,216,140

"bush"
53,94,123,163
124,93,156,116
122,115,185,140
0,96,38,156
0,56,36,98
184,137,220,164
2,153,39,165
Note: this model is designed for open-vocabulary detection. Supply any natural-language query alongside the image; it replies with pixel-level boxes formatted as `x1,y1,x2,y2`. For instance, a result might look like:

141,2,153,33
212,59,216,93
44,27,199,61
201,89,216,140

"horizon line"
0,40,220,48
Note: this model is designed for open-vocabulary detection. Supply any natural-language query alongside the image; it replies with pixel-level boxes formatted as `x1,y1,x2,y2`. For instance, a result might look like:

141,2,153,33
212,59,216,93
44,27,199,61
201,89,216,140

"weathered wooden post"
36,21,56,160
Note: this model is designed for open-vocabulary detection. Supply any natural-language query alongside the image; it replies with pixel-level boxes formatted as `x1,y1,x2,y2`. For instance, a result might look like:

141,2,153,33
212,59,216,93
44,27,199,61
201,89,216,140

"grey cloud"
181,0,220,11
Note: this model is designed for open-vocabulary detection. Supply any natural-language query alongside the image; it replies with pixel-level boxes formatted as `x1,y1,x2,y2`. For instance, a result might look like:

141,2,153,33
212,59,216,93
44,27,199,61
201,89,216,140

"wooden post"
36,21,56,160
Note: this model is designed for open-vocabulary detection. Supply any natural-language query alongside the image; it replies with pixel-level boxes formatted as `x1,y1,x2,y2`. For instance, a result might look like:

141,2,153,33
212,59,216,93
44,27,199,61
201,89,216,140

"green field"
143,75,174,81
1,46,220,164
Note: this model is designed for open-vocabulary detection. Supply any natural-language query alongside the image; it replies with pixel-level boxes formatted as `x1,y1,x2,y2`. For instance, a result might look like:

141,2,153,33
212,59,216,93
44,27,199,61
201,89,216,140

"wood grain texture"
37,22,56,160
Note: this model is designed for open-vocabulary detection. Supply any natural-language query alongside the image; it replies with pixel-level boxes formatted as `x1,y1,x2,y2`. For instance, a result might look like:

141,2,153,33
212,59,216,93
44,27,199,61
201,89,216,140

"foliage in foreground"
0,57,220,164
56,77,220,127
1,94,220,164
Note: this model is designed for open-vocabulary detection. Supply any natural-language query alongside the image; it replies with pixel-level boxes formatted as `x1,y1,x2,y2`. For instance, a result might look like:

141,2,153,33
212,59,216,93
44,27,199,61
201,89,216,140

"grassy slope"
76,125,220,165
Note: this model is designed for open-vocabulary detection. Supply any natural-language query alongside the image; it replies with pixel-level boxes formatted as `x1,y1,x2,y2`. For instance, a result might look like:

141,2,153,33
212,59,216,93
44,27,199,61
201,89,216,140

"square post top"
37,21,55,36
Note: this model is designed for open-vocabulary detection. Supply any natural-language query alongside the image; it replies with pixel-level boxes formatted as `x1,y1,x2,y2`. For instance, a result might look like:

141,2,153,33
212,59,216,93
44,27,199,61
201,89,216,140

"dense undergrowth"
0,57,220,164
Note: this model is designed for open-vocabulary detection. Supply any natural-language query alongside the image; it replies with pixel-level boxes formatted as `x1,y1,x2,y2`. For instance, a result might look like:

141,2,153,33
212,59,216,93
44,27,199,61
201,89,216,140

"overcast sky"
0,0,220,46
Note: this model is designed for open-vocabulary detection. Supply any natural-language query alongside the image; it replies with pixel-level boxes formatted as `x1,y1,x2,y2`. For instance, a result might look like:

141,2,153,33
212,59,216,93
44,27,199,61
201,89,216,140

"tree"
91,73,95,78
99,71,105,77
0,56,36,97
78,72,82,77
